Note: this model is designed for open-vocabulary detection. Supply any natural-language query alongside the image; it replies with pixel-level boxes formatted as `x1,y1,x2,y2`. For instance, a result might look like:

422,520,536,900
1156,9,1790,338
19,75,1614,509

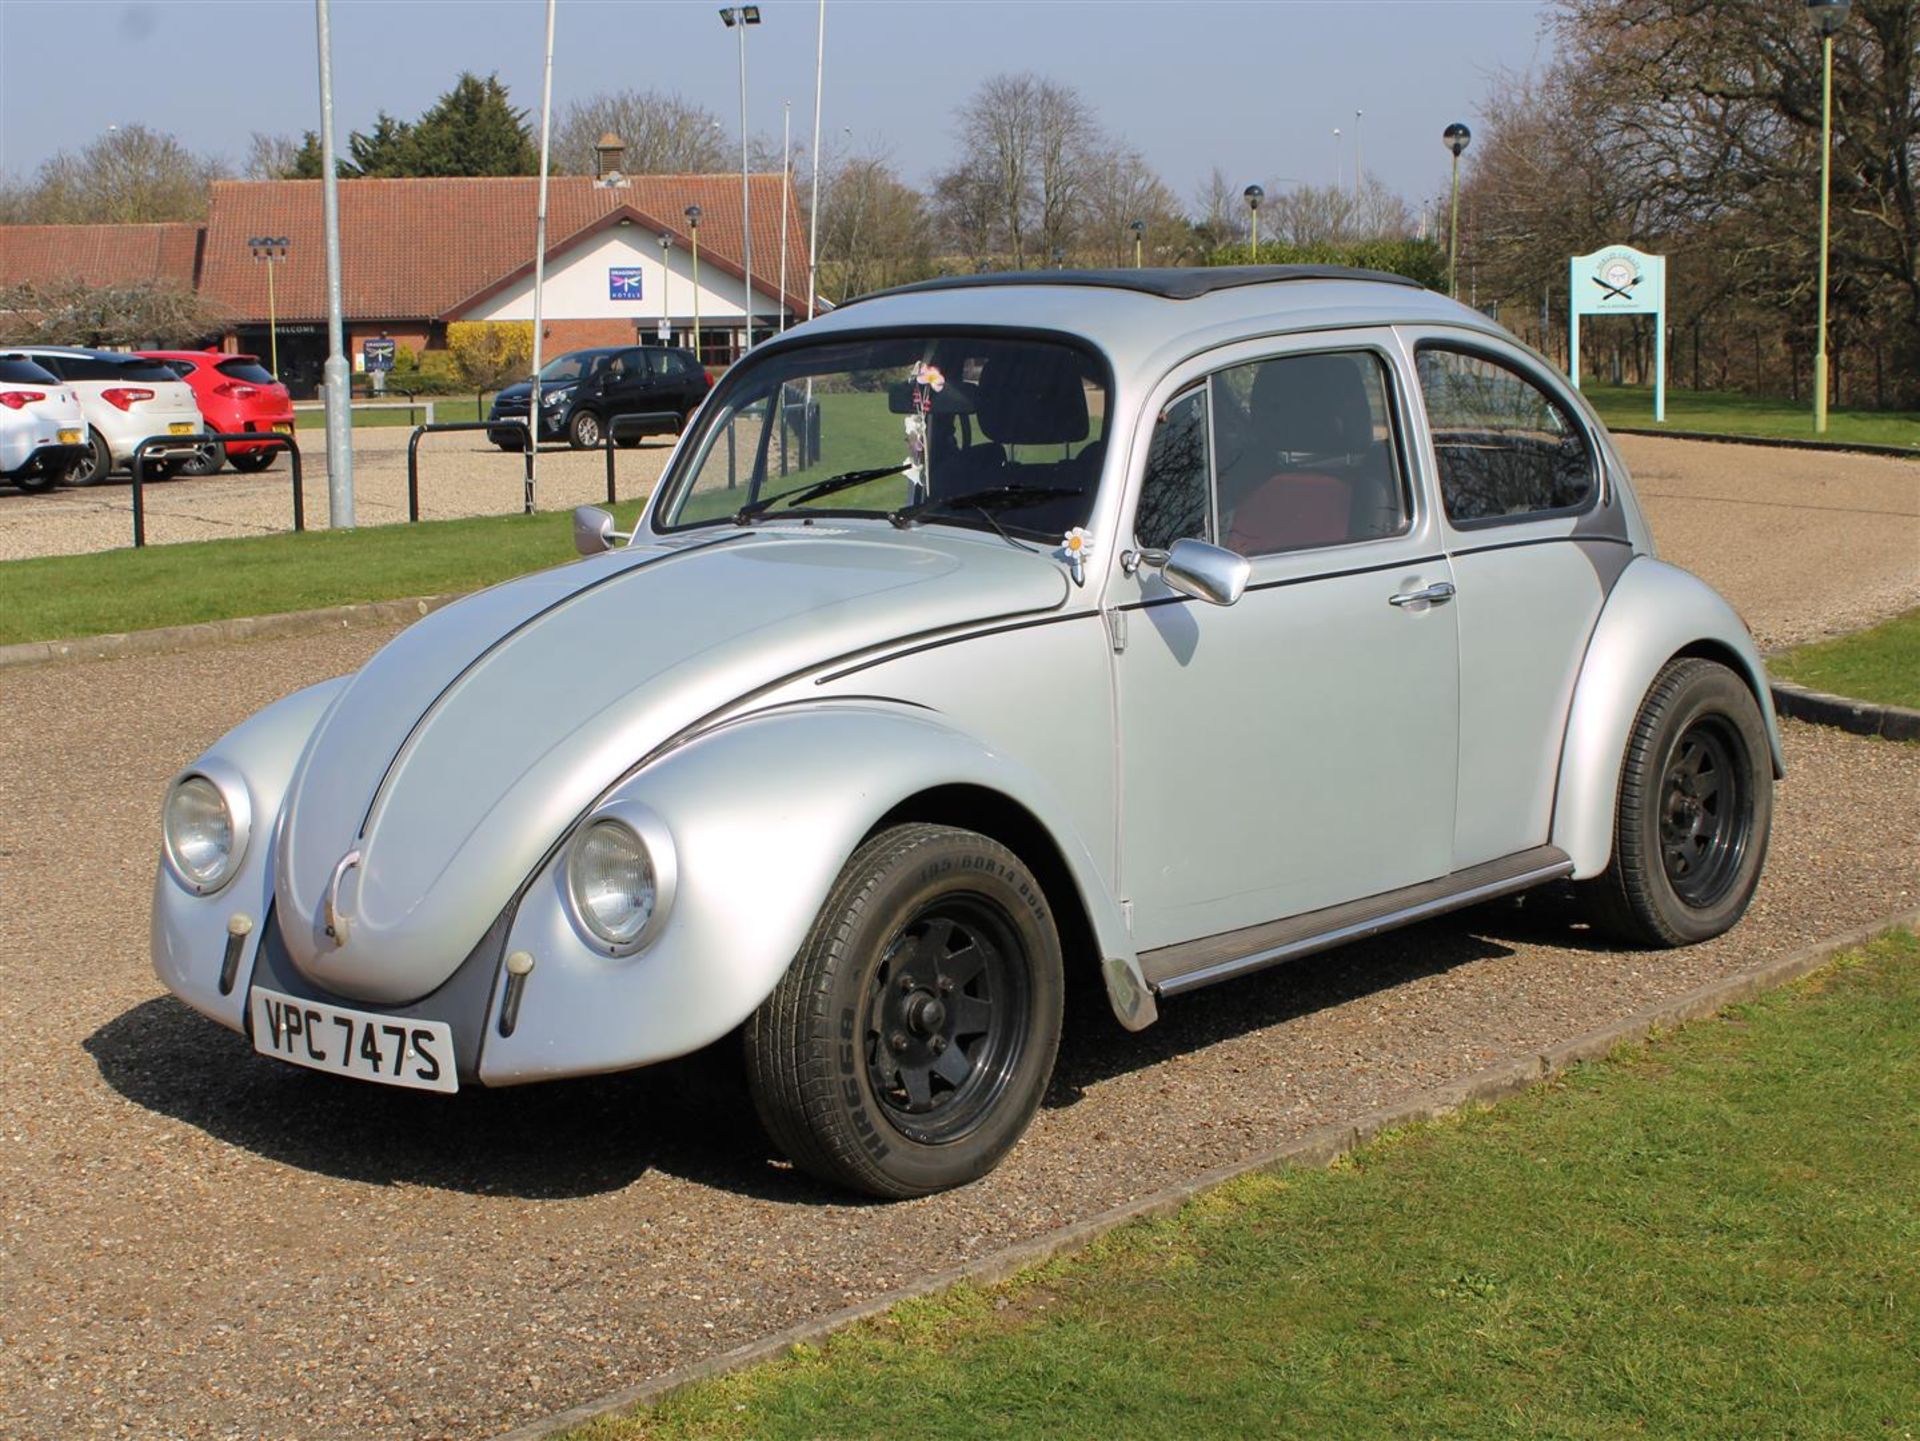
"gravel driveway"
1,440,1917,1440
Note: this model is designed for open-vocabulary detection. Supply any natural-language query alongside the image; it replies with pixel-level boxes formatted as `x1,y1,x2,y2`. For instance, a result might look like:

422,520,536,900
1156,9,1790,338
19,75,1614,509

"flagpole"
806,0,825,320
778,101,791,334
525,0,556,512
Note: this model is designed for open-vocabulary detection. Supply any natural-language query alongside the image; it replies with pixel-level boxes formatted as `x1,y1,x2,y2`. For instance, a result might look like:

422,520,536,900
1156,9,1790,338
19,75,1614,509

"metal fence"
130,433,302,549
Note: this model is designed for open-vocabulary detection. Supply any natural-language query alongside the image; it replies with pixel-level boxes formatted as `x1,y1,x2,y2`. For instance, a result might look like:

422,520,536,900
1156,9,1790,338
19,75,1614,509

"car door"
1110,331,1460,955
1403,334,1619,871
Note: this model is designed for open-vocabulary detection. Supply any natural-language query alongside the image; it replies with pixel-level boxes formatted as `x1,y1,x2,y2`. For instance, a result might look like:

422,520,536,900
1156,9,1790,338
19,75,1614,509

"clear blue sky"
0,0,1552,209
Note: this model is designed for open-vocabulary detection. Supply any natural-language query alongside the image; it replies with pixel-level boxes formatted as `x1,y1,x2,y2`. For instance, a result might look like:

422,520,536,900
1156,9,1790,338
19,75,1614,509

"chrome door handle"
1389,581,1456,607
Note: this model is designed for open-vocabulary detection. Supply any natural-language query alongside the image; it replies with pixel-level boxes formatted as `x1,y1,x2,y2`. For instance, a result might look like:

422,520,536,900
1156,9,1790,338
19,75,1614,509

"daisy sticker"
1057,527,1094,585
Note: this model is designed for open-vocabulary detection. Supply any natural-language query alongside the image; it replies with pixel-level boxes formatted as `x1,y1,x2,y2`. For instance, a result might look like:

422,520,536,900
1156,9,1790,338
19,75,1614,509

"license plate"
272,422,294,435
251,987,457,1093
58,428,80,444
168,422,195,435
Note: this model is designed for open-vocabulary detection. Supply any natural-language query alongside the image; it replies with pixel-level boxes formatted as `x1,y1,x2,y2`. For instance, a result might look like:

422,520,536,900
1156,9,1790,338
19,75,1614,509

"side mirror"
572,505,628,556
1157,537,1250,606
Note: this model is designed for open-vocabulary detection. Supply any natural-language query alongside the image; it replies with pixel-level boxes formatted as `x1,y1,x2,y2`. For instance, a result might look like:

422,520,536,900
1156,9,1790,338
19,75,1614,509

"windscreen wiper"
735,463,911,524
889,484,1082,529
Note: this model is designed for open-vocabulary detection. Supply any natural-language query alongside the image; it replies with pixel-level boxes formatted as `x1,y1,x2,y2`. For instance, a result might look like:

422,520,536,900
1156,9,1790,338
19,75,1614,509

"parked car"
153,267,1781,1199
0,354,87,493
487,344,710,450
10,346,206,484
138,349,295,476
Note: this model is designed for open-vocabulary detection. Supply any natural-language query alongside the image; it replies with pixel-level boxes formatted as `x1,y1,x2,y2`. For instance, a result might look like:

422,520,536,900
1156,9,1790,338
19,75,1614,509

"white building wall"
461,228,762,324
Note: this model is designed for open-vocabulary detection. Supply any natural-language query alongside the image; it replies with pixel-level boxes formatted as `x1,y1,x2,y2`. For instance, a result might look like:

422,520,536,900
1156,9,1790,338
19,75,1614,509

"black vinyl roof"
848,265,1427,306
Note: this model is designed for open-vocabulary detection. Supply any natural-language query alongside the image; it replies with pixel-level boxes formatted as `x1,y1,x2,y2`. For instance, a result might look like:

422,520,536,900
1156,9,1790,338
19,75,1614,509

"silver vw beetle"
153,267,1781,1197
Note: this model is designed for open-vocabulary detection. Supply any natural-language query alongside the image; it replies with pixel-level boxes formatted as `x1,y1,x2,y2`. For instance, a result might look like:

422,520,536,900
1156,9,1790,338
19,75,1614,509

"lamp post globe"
1243,183,1265,257
1807,0,1849,33
1130,218,1146,269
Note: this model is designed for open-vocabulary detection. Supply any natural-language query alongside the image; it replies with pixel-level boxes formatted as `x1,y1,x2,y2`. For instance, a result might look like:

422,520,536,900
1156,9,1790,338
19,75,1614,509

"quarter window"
1134,388,1211,550
1210,350,1407,556
1416,347,1595,524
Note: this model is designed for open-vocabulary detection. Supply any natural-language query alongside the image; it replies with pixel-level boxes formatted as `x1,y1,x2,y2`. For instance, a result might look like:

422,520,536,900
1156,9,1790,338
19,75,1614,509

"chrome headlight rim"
161,758,252,897
564,800,677,957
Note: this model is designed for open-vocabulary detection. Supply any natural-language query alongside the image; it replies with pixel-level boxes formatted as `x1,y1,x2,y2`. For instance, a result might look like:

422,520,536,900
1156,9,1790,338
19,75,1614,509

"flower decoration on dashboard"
908,360,946,393
1057,527,1094,586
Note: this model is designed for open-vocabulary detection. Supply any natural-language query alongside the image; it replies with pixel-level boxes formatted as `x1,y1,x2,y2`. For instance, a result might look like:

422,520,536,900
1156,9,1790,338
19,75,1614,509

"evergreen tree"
286,131,328,180
346,113,418,178
407,73,537,177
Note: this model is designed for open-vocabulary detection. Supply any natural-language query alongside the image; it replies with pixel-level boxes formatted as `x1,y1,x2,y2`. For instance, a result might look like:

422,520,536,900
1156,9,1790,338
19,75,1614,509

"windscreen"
654,333,1109,538
216,359,278,384
538,353,596,384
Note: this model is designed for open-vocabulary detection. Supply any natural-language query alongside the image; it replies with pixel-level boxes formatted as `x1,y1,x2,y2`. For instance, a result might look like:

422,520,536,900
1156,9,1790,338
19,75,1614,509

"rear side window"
1415,347,1595,525
0,357,58,383
216,359,277,384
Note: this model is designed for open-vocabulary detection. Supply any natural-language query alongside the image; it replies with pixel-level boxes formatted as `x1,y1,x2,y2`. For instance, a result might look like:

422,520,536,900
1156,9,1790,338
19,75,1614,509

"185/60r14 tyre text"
745,824,1065,1198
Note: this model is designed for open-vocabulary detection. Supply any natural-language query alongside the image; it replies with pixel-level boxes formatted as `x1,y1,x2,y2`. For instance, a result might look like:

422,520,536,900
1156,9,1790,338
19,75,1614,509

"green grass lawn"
571,930,1920,1441
0,498,647,647
1771,608,1920,710
1584,383,1920,450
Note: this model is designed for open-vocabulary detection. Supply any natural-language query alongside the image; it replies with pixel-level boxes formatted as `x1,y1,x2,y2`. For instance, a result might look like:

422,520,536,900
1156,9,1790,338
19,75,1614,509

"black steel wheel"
745,824,1064,1198
1585,657,1773,946
567,408,601,449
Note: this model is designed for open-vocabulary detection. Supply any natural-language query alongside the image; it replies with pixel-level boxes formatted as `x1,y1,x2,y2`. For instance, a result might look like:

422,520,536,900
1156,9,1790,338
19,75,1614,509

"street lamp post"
1243,184,1264,258
685,204,703,363
247,236,289,379
1354,109,1364,197
719,6,762,358
659,233,673,345
1130,219,1146,269
1808,0,1849,434
1444,122,1472,298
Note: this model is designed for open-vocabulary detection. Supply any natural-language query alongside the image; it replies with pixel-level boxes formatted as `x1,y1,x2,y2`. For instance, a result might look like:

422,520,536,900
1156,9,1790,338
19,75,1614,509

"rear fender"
1552,558,1784,879
479,701,1140,1084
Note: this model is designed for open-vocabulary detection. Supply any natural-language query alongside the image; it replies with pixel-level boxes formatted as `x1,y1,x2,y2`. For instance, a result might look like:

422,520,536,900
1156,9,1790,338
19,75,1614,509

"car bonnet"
273,525,1070,1001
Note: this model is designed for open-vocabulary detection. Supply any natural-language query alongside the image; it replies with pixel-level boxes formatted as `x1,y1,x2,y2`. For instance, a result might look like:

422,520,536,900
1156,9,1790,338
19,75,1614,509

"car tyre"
175,442,224,477
744,823,1064,1198
1584,657,1773,947
567,409,601,449
66,428,112,487
229,449,276,473
12,463,59,494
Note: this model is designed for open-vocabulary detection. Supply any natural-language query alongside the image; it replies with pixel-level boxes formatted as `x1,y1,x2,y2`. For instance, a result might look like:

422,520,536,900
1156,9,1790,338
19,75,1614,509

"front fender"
151,676,350,1031
478,701,1132,1084
1552,558,1785,879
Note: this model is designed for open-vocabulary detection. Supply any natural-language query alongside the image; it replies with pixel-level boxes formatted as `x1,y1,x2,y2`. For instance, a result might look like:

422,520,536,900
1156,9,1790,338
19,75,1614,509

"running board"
1141,845,1573,998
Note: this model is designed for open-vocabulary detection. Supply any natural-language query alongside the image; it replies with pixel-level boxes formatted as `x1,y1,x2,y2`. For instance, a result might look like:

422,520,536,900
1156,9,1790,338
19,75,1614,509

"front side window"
1416,347,1595,524
1210,350,1408,557
1134,387,1211,550
655,333,1109,536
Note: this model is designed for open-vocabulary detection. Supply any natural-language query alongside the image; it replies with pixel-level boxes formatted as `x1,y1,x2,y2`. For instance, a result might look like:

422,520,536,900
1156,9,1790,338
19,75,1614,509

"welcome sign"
608,268,645,301
1569,244,1668,421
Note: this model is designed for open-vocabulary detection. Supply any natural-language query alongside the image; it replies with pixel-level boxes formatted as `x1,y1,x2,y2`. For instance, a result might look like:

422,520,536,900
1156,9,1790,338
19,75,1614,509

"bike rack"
130,432,302,549
406,419,532,523
601,411,681,506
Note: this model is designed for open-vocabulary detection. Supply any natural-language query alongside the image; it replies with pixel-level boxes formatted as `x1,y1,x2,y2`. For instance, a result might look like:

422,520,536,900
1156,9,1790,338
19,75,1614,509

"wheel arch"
1552,558,1785,880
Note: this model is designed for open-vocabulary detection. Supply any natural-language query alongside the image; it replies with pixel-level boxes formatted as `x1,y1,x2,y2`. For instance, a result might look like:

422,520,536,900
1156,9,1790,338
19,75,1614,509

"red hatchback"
139,350,296,475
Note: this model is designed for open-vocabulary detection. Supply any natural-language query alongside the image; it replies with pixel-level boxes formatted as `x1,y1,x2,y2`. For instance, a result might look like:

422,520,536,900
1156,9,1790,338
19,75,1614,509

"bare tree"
0,124,223,224
818,151,935,300
955,73,1042,267
932,157,1003,268
244,132,301,180
1032,79,1098,263
1081,142,1188,266
553,90,732,175
0,279,226,347
1191,166,1248,250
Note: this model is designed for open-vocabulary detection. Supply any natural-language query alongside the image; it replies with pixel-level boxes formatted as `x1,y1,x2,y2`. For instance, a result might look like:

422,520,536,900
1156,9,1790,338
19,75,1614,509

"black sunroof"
847,265,1427,307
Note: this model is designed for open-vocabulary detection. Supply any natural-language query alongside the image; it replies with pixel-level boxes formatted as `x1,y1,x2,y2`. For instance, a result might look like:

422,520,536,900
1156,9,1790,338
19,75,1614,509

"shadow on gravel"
82,997,861,1205
90,894,1607,1201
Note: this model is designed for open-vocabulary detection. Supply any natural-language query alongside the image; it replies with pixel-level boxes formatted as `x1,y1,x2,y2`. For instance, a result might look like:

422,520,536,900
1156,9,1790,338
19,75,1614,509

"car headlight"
542,387,572,407
564,805,676,954
161,761,252,895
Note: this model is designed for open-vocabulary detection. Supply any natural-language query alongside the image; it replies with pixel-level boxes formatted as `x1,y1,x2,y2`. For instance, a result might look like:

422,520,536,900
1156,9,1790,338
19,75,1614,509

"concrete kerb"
1611,426,1920,461
0,593,461,670
1769,678,1920,743
488,904,1920,1441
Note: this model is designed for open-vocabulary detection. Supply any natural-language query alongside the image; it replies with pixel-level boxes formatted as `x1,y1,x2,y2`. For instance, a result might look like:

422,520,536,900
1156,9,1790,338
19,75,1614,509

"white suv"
12,347,207,485
0,354,87,492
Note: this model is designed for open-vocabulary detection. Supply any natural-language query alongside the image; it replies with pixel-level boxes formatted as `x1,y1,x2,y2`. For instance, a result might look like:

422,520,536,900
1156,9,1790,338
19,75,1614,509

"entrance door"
1112,337,1460,952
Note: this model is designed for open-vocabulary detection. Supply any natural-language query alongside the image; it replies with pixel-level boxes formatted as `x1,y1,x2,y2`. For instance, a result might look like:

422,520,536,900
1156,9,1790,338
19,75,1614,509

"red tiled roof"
197,176,809,323
1,223,204,290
